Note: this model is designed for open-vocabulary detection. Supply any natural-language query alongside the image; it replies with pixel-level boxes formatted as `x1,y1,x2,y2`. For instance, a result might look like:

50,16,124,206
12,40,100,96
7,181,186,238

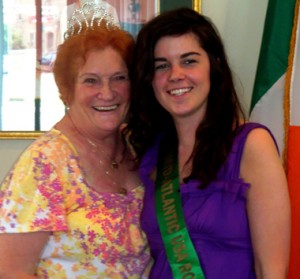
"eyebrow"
181,52,201,58
78,70,128,79
154,51,201,62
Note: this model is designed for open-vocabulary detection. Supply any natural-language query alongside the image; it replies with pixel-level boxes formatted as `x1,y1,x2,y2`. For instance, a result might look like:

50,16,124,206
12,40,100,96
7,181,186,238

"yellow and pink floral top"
0,129,151,278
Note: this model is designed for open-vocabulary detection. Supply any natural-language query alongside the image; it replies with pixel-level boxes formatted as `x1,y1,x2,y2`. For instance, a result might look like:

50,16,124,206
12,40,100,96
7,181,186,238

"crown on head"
64,2,120,40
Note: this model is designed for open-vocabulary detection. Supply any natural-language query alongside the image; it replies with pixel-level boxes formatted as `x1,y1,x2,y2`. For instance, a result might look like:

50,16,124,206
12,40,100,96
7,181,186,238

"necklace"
68,114,127,195
86,138,127,195
86,138,119,169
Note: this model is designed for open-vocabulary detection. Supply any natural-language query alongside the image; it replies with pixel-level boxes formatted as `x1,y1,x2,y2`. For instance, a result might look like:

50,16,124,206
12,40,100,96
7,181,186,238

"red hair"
53,22,134,105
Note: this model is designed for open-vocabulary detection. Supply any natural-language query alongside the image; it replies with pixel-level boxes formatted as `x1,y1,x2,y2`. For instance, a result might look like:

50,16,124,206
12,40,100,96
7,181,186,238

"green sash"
155,135,205,279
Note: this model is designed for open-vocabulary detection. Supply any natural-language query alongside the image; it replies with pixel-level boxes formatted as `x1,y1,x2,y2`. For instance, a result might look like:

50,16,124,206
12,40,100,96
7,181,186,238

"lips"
93,104,118,111
168,87,192,96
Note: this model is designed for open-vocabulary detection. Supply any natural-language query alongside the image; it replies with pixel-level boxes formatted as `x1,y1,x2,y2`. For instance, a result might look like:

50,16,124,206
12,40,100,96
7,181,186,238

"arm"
0,136,69,278
240,128,290,279
0,231,50,278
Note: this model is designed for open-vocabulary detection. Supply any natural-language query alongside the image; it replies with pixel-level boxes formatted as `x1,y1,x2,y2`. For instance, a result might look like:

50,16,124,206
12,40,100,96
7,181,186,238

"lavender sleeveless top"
139,123,276,279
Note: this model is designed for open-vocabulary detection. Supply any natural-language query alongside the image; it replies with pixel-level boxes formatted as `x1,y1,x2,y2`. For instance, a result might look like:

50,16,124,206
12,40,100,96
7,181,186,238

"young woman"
126,7,290,279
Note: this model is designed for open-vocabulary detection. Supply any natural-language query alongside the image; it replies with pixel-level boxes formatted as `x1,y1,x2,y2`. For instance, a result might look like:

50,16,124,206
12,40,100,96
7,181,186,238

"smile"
168,87,192,96
93,105,118,111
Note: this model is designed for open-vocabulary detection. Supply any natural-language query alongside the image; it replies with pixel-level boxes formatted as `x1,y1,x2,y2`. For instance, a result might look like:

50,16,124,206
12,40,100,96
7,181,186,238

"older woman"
0,3,150,278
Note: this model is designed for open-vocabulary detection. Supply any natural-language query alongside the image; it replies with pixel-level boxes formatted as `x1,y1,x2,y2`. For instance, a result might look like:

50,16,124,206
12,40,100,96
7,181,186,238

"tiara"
64,2,120,40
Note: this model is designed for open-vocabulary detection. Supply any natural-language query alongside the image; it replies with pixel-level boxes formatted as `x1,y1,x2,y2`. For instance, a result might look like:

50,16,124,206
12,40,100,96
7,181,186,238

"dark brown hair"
126,7,245,188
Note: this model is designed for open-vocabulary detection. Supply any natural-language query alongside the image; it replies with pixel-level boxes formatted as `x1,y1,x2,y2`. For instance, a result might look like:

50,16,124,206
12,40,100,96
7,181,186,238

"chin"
97,122,122,132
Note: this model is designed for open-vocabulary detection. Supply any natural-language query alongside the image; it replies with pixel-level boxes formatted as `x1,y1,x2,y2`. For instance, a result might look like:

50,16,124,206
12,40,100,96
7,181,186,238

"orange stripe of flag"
287,125,300,279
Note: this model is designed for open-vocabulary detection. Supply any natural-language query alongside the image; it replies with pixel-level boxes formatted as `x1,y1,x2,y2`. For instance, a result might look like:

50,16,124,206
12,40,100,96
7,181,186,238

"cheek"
152,77,169,108
199,72,210,87
203,74,211,94
202,65,211,88
119,84,131,102
153,88,167,110
73,85,83,103
192,69,210,91
152,75,164,99
152,73,164,89
74,87,90,104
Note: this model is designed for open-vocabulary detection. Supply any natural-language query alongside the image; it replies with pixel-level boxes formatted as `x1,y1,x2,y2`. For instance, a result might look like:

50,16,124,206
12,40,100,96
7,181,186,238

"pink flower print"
80,242,89,254
49,179,63,192
33,218,51,228
87,230,96,243
86,208,100,220
93,247,101,256
42,163,52,176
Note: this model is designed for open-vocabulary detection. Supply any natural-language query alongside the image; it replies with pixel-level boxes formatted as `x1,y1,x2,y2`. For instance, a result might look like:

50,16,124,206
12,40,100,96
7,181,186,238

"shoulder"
236,122,278,156
239,123,285,186
242,125,279,160
29,128,76,156
12,129,77,172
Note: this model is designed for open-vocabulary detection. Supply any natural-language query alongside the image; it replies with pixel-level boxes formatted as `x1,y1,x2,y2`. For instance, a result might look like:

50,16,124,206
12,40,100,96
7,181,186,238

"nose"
97,80,115,100
169,65,184,81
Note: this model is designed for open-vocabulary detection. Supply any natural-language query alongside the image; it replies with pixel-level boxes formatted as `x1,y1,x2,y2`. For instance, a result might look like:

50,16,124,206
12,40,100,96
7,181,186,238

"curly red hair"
53,21,134,106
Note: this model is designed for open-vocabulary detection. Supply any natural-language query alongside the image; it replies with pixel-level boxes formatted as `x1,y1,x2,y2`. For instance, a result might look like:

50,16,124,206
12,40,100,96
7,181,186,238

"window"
0,0,198,136
0,0,66,131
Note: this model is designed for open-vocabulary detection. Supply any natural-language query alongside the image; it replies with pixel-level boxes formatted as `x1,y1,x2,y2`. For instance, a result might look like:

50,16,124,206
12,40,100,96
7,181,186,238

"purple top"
140,123,276,279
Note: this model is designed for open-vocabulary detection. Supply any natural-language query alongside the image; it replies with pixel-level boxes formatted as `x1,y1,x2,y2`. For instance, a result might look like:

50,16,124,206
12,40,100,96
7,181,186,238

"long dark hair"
126,7,245,188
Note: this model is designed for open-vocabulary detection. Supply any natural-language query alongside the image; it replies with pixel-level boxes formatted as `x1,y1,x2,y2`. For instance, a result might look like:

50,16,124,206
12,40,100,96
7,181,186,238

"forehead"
78,47,127,74
154,33,202,55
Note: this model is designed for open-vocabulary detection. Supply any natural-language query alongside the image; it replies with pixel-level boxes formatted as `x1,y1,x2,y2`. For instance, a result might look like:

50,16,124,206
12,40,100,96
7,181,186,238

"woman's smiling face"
69,47,130,135
152,32,211,123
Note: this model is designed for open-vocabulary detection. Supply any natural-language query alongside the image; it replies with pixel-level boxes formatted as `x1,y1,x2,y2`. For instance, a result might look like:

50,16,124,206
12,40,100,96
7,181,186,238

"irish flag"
249,0,300,278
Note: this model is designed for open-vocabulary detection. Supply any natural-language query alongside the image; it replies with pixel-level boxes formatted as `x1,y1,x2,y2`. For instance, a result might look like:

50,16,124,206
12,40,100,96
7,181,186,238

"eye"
110,74,130,86
182,58,197,65
83,77,98,85
112,73,129,81
154,63,169,71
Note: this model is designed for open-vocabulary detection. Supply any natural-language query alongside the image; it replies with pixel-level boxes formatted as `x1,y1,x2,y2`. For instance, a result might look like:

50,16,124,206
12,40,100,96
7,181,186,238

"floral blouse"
0,129,151,278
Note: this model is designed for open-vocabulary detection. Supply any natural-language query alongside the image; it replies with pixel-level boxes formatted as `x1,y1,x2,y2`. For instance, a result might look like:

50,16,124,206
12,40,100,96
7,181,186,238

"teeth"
169,88,191,96
94,105,118,111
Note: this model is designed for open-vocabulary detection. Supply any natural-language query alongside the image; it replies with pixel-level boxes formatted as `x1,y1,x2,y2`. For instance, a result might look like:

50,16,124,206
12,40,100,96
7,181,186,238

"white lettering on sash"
161,183,180,233
159,155,196,279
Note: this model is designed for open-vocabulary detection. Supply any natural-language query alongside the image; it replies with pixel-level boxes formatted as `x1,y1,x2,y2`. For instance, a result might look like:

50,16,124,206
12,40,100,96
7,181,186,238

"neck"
173,119,198,181
175,123,196,148
173,112,204,146
61,113,124,165
55,113,132,195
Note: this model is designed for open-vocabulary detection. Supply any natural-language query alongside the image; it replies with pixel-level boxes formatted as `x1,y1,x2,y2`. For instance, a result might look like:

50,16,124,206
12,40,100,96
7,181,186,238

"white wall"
203,0,268,112
0,0,268,182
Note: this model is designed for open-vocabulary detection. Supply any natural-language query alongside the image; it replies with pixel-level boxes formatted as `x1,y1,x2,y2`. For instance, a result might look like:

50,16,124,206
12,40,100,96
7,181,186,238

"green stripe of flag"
250,0,297,112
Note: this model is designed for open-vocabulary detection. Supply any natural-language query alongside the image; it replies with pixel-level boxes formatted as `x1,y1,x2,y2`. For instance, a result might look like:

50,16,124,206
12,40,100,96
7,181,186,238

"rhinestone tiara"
64,2,120,40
